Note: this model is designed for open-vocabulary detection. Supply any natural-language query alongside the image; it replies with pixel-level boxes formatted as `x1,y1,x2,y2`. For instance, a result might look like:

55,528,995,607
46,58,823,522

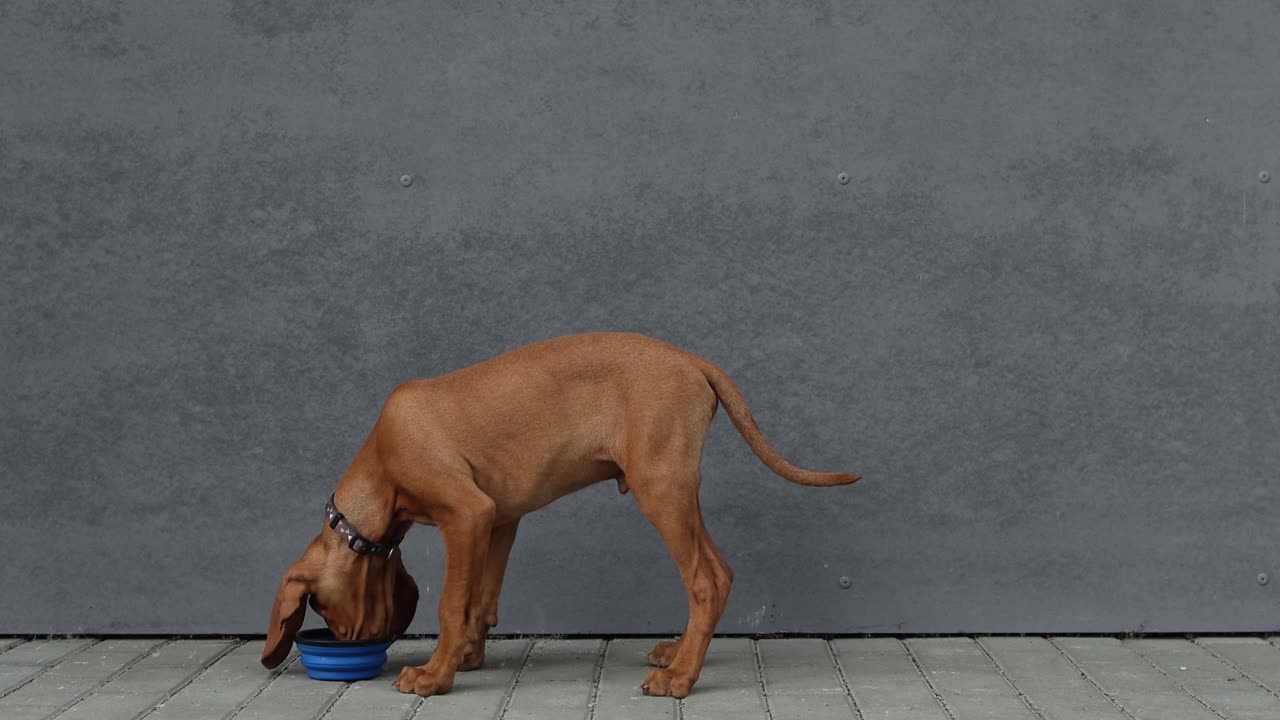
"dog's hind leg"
646,506,734,669
629,469,733,699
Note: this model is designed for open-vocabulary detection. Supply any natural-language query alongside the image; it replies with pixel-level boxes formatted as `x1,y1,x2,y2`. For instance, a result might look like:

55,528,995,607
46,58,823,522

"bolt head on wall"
1259,171,1271,183
399,174,414,187
836,172,850,185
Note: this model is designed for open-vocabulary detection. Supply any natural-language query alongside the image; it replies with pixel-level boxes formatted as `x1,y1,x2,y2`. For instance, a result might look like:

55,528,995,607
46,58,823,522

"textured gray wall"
2,1,1278,635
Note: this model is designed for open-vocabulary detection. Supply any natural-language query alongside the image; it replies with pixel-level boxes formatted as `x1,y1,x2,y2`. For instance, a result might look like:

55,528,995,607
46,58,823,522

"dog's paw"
641,668,693,699
393,665,453,697
647,640,679,667
393,665,424,693
393,665,420,692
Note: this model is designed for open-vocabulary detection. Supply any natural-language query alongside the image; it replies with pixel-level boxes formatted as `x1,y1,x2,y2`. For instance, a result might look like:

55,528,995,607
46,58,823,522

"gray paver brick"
80,640,164,656
1,636,1274,720
0,639,25,654
60,690,177,720
80,641,233,715
1128,638,1280,720
979,636,1128,720
232,662,345,720
146,642,292,720
50,641,165,678
503,639,603,720
0,640,98,699
768,694,859,720
277,638,532,720
681,638,768,720
906,637,1037,720
134,640,237,668
757,638,845,692
591,639,676,720
91,665,206,696
0,666,46,697
1197,637,1280,695
322,681,418,720
1053,637,1219,720
321,638,432,720
3,705,63,720
0,639,160,713
758,639,855,720
832,638,949,720
381,638,438,671
50,640,241,720
415,639,531,719
0,640,97,667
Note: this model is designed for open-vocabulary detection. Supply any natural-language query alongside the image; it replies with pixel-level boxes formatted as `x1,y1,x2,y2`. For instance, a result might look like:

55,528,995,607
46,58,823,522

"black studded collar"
325,494,399,557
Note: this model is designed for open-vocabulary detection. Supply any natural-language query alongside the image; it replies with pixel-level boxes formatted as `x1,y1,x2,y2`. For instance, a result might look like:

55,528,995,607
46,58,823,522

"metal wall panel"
2,1,1277,633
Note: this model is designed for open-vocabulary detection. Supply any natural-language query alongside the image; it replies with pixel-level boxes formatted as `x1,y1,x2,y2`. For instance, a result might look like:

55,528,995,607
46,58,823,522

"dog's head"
260,531,419,669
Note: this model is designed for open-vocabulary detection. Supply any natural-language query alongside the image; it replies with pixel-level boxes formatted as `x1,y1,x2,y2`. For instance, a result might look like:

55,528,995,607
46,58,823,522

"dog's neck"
330,479,409,552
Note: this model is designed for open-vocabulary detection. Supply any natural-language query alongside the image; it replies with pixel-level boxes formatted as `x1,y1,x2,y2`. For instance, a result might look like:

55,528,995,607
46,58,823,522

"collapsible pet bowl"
294,629,394,681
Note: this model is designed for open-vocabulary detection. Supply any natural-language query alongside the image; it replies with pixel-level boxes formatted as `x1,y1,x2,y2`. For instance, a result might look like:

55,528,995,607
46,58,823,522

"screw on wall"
838,576,852,589
400,174,414,187
1259,573,1270,586
836,172,850,185
1259,171,1271,183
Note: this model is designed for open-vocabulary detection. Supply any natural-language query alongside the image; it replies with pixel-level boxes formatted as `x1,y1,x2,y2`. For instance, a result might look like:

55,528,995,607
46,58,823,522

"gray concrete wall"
2,1,1277,634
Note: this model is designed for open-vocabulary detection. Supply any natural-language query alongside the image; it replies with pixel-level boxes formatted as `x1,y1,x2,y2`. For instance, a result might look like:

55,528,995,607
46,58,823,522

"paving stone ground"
2,636,1278,719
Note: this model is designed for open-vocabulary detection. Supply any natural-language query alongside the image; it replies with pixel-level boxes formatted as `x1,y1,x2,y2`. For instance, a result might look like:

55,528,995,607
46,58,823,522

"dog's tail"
692,356,860,487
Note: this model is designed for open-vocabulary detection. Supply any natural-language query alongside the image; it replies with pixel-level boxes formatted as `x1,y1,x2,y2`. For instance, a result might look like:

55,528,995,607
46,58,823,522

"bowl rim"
294,628,394,648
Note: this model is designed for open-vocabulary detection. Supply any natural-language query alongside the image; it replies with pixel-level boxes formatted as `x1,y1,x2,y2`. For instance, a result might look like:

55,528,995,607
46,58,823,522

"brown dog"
261,332,858,698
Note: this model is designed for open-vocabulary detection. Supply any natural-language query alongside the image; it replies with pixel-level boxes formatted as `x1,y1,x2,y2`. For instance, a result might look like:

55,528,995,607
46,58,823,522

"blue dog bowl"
294,629,394,681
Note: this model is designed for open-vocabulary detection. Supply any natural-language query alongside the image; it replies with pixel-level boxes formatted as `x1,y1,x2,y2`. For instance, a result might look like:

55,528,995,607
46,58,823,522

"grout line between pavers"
0,639,30,658
0,639,103,700
402,694,424,720
1195,638,1280,700
1124,640,1228,720
133,640,244,720
45,639,174,720
492,638,535,720
400,652,431,720
750,639,775,720
668,639,684,720
675,644,683,720
1044,638,1137,720
973,638,1047,720
584,639,608,720
223,654,301,720
900,639,958,720
313,680,353,720
825,640,864,720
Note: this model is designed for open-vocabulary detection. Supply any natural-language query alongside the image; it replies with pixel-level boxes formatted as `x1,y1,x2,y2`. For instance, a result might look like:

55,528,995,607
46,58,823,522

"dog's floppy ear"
390,552,419,637
262,561,312,669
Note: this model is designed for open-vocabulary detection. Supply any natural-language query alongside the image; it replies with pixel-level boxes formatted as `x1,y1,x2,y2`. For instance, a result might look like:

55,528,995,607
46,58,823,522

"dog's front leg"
395,498,495,697
460,519,520,671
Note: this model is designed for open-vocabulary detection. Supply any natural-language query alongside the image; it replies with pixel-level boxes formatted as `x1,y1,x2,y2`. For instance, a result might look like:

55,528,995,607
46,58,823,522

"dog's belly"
479,456,621,523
